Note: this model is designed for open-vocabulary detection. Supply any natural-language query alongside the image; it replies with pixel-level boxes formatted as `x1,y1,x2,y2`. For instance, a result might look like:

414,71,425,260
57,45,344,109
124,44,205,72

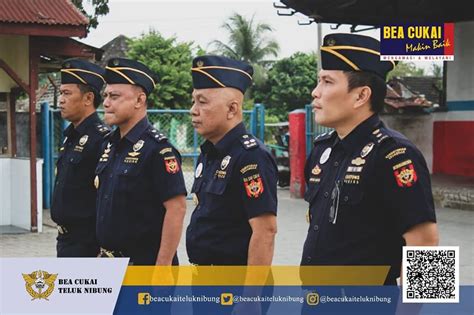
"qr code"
402,246,459,303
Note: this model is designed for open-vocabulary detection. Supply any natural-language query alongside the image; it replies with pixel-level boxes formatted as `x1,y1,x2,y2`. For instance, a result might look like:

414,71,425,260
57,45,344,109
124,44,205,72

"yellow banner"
122,266,389,286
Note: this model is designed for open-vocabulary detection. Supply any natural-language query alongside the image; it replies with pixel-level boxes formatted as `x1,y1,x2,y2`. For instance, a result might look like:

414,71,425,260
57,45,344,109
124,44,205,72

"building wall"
433,21,474,177
0,35,29,92
0,158,43,231
381,113,433,173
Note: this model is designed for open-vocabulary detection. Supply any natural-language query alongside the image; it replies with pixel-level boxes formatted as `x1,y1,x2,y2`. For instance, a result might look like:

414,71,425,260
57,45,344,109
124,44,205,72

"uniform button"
313,225,319,231
104,195,108,200
70,158,74,162
344,196,349,202
324,191,329,198
306,256,312,263
334,161,339,167
202,181,207,186
124,169,128,174
109,174,113,178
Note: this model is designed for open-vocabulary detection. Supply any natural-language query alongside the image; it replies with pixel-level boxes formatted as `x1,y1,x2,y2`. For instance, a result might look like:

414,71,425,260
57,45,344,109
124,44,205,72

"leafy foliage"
253,52,318,119
127,30,199,109
387,61,425,80
71,0,109,33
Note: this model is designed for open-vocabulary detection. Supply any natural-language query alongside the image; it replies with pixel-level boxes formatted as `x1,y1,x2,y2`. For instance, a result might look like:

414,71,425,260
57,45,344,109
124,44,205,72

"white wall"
447,21,474,103
0,158,42,232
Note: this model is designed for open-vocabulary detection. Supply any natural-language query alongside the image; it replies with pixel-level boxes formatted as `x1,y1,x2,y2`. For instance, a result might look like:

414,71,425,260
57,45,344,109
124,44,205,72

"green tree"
127,30,196,109
253,52,318,119
211,13,280,89
387,61,425,80
71,0,109,33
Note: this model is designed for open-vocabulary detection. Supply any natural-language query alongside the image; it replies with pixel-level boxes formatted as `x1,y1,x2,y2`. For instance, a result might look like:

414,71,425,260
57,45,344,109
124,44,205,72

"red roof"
0,0,88,26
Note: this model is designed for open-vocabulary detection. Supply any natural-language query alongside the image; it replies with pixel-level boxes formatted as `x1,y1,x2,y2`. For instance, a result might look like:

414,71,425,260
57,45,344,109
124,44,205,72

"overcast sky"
81,0,437,73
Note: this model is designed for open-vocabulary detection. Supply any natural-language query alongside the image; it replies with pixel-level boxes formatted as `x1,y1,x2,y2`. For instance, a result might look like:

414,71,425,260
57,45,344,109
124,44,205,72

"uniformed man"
95,58,187,265
301,33,439,286
187,55,278,266
51,58,109,257
186,55,278,314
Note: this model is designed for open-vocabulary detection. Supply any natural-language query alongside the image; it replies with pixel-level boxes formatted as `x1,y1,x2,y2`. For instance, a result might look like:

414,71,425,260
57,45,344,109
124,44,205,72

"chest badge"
126,140,144,160
319,147,332,164
195,162,203,178
100,143,111,162
360,142,374,158
129,140,144,157
311,165,321,175
79,135,89,146
351,157,366,166
133,140,144,152
221,155,231,170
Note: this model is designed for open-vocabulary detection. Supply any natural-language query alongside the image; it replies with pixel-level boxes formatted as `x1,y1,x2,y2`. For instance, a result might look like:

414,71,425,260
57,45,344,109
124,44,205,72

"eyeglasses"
329,180,341,224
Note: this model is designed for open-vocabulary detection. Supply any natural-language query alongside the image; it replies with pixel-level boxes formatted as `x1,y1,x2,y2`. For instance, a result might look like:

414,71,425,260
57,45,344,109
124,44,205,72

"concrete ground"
1,189,473,284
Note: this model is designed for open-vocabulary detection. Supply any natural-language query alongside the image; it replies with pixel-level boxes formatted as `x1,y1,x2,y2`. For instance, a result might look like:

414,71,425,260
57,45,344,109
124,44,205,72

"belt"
98,247,126,258
56,221,94,235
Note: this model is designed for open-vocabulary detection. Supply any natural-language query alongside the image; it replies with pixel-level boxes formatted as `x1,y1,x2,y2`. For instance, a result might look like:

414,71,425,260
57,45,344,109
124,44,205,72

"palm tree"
211,13,280,87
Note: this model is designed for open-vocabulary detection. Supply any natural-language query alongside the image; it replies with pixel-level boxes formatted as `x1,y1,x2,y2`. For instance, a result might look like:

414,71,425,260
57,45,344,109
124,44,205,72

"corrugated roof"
0,0,88,26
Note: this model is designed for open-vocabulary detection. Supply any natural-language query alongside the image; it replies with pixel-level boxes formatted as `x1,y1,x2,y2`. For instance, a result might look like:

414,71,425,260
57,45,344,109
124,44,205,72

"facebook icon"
138,292,151,305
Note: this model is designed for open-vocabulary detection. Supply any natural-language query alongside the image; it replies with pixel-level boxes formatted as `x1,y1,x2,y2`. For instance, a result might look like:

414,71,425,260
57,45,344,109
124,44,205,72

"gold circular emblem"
112,59,120,66
196,60,204,67
326,38,336,46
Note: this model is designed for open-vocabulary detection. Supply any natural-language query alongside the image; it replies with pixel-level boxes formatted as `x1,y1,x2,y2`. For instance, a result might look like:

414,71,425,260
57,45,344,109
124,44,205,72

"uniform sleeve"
238,149,278,219
152,144,187,202
377,143,436,235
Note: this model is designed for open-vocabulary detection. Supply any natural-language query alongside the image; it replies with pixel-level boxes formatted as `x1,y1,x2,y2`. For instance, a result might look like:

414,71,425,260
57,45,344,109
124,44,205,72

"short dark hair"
77,84,101,108
343,71,387,113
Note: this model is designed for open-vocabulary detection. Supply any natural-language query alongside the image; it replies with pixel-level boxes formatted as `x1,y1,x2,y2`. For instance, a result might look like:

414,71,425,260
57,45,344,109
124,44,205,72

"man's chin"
104,114,117,126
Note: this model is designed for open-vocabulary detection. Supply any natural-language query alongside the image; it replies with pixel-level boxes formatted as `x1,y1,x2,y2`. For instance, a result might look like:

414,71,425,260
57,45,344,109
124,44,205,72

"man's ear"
84,91,94,107
136,92,147,108
226,100,239,119
353,86,372,109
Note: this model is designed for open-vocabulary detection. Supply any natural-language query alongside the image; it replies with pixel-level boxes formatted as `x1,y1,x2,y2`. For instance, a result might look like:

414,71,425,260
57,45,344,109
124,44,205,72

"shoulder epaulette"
240,134,259,150
370,127,393,145
95,123,111,137
148,128,168,142
313,130,335,144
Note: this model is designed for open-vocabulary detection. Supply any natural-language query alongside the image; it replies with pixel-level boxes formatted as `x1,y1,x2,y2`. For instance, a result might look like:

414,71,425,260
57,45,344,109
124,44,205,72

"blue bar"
255,103,265,141
446,100,474,111
249,108,256,136
41,102,51,209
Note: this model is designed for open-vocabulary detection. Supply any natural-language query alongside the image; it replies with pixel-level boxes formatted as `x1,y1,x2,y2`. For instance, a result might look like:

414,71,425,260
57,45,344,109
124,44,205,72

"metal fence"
41,103,265,208
305,104,333,157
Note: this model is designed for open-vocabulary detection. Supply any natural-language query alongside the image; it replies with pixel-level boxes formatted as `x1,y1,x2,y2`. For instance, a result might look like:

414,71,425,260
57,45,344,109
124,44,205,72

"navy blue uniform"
51,112,109,257
95,117,187,265
186,123,278,265
301,115,436,284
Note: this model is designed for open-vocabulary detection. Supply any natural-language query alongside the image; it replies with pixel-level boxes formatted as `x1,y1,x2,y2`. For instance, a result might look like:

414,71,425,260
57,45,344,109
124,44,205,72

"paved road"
1,189,472,284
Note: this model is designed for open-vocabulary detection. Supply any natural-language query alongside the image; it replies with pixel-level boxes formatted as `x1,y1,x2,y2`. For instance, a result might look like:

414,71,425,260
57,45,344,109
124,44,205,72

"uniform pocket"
340,184,364,206
203,178,229,195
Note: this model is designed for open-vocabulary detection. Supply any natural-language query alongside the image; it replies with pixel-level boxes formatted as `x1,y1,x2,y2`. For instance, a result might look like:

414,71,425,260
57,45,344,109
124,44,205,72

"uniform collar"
337,114,381,152
201,122,247,157
123,116,150,144
110,116,149,145
63,112,100,138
